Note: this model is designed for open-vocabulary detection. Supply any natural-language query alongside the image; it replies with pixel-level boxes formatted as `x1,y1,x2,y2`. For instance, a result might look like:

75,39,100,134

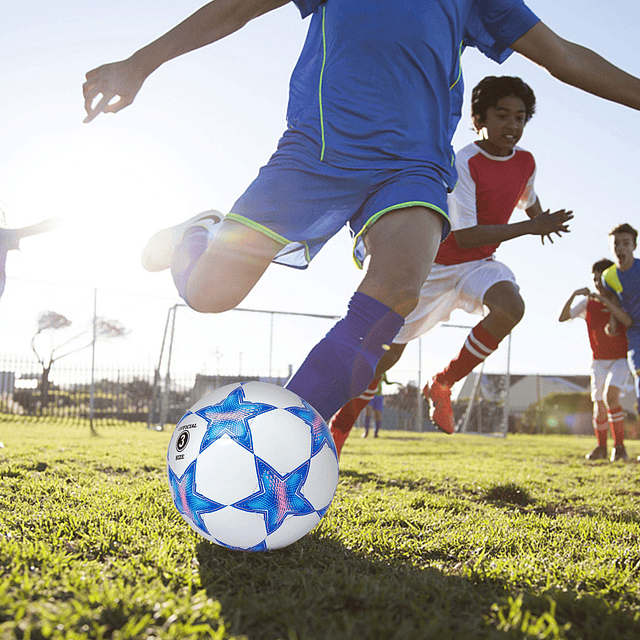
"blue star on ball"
233,457,315,535
168,460,224,536
286,400,337,457
196,386,276,453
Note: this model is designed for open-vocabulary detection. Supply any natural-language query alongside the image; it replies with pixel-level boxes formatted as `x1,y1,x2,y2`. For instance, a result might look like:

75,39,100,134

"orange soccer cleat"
424,377,455,434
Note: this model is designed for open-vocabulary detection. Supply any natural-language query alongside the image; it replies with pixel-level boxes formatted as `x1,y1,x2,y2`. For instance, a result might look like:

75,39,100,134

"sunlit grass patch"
1,420,639,639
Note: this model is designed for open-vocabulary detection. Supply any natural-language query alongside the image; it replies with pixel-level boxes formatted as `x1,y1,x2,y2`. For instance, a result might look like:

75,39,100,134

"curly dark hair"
592,258,614,274
471,76,536,125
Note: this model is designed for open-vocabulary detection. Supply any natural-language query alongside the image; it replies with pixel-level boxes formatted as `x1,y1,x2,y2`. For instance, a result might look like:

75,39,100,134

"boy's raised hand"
83,58,148,123
531,208,574,244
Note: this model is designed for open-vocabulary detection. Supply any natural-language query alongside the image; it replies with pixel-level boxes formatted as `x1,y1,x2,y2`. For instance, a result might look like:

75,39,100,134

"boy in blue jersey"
83,0,640,426
602,223,640,461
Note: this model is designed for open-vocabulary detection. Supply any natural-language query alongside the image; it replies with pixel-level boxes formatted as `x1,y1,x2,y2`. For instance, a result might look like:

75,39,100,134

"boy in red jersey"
559,259,632,462
330,76,572,454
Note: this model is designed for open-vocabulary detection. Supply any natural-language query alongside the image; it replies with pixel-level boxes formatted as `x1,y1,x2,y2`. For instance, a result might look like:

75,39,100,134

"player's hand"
83,58,147,123
532,208,574,244
575,287,591,297
604,322,619,337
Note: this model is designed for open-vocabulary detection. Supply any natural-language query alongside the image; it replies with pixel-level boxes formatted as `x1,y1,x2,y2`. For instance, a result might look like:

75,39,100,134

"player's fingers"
103,94,132,114
83,94,113,123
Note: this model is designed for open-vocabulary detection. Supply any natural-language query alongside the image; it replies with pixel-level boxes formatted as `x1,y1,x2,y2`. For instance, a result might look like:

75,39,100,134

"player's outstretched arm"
511,22,640,111
83,0,290,123
15,218,61,239
558,287,590,322
454,208,573,249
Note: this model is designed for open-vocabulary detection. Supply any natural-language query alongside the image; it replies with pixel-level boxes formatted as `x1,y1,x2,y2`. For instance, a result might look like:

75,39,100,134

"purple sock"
286,292,403,421
171,227,209,303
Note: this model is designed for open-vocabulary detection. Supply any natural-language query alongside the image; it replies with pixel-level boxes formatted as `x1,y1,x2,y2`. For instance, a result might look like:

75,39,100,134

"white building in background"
456,372,637,434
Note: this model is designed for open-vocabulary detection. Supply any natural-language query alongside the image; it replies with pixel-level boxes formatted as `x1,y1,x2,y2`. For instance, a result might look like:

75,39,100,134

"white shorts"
590,358,633,401
394,257,518,344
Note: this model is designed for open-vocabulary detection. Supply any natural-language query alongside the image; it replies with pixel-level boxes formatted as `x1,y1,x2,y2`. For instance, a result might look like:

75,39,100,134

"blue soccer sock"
286,292,404,421
171,227,210,303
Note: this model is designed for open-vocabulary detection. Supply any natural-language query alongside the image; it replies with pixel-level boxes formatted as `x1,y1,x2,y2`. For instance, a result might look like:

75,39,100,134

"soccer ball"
167,381,339,551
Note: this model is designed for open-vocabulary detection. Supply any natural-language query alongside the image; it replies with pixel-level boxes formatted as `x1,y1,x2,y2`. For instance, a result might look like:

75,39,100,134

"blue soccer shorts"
228,147,450,270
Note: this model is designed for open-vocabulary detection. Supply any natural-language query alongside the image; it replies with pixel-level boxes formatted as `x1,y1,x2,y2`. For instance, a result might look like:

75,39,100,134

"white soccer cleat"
141,210,225,272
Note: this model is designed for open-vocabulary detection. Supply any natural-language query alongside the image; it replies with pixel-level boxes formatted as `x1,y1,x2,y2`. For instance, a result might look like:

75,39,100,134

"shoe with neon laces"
141,210,224,272
424,377,455,434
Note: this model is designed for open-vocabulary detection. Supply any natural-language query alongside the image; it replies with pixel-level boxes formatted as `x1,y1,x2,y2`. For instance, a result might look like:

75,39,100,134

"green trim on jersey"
226,213,290,246
318,6,328,161
450,41,464,91
351,201,450,269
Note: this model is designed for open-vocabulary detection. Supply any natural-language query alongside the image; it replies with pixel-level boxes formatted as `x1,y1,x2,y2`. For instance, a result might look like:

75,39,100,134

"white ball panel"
265,512,321,550
195,437,259,505
167,412,209,477
203,506,267,549
240,381,305,409
189,383,242,412
303,444,339,509
251,409,311,474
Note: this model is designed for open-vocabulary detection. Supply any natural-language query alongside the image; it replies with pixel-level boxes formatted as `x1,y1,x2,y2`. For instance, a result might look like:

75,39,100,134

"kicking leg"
174,218,284,313
329,342,406,457
287,206,444,421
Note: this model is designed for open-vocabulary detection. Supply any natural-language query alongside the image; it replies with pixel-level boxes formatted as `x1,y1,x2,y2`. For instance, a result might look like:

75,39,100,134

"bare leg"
480,280,525,341
184,219,285,313
359,206,444,317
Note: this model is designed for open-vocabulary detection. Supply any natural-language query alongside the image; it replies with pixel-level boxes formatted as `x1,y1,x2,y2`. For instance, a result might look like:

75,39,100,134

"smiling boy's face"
610,232,637,270
474,95,527,157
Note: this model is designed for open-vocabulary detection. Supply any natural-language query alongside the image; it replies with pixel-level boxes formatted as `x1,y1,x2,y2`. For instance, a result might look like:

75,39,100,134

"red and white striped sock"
329,378,380,457
437,322,501,387
608,406,625,446
593,417,609,448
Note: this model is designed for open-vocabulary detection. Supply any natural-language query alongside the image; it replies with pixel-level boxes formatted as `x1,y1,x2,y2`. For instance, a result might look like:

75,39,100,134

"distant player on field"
361,373,397,439
329,76,572,455
83,0,640,435
602,224,640,460
0,216,60,301
559,259,632,462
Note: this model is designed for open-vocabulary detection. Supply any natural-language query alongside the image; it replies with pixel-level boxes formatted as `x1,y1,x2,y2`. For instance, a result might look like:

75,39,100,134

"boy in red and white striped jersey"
330,76,573,453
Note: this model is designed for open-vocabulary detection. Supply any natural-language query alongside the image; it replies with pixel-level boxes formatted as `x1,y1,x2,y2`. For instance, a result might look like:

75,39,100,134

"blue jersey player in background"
83,0,640,430
602,223,640,461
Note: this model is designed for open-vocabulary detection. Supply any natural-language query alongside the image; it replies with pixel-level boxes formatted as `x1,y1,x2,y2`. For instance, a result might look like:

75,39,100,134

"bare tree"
31,311,127,407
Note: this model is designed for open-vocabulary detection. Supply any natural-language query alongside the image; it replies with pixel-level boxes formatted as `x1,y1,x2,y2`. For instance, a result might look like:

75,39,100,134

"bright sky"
1,0,639,387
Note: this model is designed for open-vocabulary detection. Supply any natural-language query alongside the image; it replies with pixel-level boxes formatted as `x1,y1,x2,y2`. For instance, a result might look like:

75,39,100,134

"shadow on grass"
195,535,640,640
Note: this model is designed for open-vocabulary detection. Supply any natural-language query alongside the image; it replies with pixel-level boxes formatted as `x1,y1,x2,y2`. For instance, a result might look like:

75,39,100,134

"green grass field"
1,418,639,640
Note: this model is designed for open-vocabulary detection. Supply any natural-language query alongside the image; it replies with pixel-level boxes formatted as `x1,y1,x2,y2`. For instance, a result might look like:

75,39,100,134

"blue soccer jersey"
230,0,540,269
287,0,539,189
603,259,640,337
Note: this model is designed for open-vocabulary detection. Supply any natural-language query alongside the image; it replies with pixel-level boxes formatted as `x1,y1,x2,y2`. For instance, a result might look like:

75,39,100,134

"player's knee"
484,283,524,329
375,343,405,375
605,386,620,408
498,293,525,328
